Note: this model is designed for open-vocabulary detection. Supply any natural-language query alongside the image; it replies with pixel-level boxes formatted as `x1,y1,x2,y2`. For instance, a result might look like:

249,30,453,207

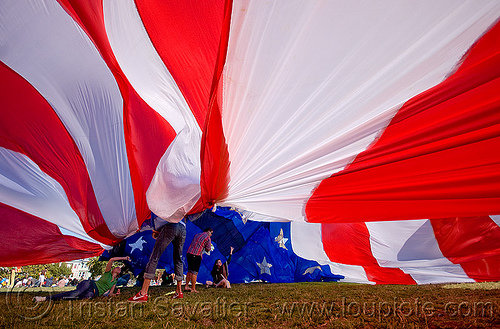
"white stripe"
218,0,500,222
401,266,475,284
0,0,137,237
103,0,198,133
103,0,202,222
0,148,106,247
291,219,474,284
490,215,500,227
366,220,471,283
290,222,371,284
366,220,455,267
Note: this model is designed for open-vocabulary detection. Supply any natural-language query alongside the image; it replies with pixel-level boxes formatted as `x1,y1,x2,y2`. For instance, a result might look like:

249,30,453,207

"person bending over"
185,227,213,293
128,219,186,302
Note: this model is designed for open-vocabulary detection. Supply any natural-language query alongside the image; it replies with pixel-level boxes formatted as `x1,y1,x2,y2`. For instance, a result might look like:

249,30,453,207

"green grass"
443,282,500,290
2,282,500,328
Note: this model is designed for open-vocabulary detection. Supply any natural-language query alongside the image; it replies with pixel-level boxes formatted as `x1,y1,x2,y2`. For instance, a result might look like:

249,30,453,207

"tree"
20,263,71,279
86,257,106,279
19,264,46,278
47,263,72,278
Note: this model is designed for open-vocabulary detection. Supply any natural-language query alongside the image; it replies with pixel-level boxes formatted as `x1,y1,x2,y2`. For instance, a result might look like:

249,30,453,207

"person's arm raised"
105,256,130,272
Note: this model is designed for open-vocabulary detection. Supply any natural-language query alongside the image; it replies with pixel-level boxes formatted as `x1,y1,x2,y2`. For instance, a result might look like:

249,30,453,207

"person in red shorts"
184,227,213,293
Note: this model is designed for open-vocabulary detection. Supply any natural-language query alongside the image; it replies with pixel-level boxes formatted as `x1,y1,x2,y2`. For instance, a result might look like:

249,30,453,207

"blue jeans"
116,273,130,287
144,222,186,281
47,279,97,300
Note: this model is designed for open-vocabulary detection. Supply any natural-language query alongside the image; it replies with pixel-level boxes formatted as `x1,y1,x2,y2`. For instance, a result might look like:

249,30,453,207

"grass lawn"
1,281,500,328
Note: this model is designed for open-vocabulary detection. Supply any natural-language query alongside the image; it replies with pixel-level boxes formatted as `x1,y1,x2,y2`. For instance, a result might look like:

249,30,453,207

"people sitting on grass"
33,256,130,302
37,269,46,287
206,246,233,289
161,271,175,286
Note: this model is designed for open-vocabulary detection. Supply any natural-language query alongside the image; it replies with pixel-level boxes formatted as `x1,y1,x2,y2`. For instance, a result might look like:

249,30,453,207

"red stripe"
135,0,229,211
58,0,178,227
135,0,226,129
307,20,500,223
319,20,500,283
459,256,500,282
0,203,102,267
0,62,117,245
322,222,415,284
57,0,118,68
123,86,177,224
431,216,500,282
200,0,233,207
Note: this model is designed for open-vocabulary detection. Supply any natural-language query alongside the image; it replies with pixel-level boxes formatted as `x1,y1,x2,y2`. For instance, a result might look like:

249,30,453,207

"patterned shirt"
187,232,211,256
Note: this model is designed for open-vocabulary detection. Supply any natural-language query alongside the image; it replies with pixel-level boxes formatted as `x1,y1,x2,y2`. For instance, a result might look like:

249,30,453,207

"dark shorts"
186,253,202,274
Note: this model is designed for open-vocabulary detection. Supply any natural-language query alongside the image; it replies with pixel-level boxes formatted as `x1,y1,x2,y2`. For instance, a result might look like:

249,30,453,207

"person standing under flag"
184,227,213,293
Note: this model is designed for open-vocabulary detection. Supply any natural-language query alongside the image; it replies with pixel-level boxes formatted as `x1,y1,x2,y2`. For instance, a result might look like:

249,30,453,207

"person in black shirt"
206,246,233,288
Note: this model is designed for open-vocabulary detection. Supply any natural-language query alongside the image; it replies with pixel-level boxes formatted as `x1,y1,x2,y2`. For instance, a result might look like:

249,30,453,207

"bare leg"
191,273,199,292
215,279,229,288
184,272,192,291
176,279,182,295
140,278,151,296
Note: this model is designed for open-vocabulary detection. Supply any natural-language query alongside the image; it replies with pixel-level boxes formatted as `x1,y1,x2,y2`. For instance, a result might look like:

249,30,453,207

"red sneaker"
128,292,148,303
171,292,183,299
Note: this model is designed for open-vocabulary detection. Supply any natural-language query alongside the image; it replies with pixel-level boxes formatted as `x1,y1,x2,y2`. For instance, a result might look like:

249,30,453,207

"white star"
274,228,288,250
129,236,146,254
256,257,273,275
232,208,248,224
303,266,322,275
